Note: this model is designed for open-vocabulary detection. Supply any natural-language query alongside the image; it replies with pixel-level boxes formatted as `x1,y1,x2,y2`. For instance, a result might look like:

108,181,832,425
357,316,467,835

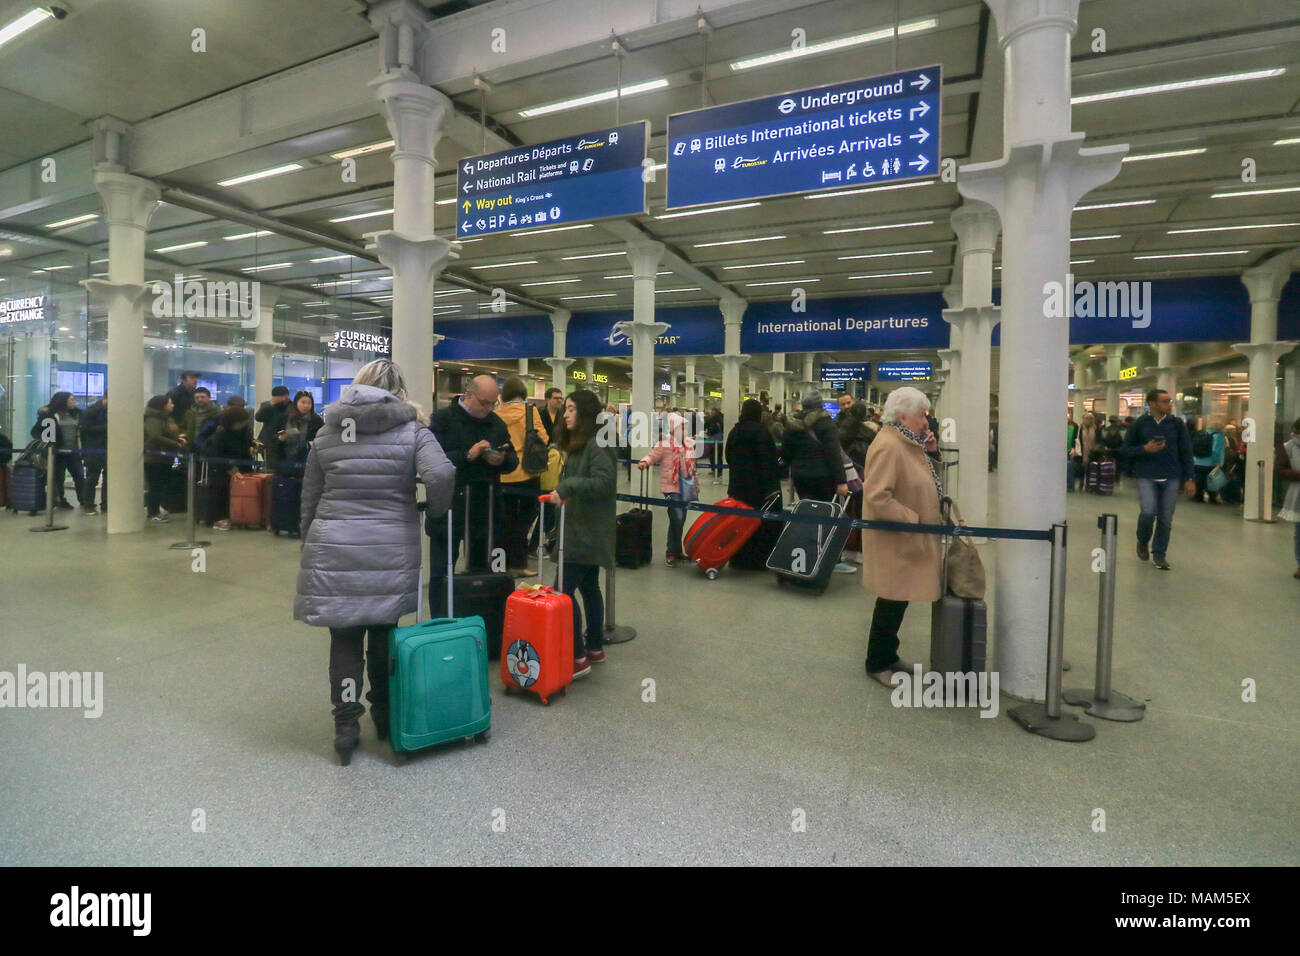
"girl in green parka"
541,389,616,676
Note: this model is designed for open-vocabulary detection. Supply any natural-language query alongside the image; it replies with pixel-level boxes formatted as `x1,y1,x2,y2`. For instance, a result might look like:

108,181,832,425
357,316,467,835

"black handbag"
521,404,550,475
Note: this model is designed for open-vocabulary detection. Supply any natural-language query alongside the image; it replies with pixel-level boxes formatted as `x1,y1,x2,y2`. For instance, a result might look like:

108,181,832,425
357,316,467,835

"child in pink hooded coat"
638,411,697,566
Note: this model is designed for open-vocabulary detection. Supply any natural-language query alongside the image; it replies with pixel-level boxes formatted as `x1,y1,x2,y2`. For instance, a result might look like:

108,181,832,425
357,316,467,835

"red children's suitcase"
683,496,764,580
501,495,574,705
230,471,272,528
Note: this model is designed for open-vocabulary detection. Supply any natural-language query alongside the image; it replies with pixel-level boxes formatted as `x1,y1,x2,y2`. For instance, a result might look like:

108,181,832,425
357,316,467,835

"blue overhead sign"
456,121,649,238
665,65,941,209
820,361,872,383
876,361,932,381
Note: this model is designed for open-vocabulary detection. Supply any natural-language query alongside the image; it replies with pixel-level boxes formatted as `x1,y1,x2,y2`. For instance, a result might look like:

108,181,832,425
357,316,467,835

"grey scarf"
891,421,944,503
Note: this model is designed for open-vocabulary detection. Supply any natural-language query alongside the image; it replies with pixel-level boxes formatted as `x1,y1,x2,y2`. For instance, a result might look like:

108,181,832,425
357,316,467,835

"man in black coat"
254,386,292,470
80,395,109,512
168,372,199,427
427,375,518,599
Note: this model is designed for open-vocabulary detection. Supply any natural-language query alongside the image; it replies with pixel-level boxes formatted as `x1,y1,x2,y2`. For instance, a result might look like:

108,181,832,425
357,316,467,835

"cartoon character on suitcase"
501,495,574,705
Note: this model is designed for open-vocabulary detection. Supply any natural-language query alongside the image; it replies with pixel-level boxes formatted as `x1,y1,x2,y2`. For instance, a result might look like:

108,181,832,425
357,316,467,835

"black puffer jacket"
781,407,843,482
725,419,782,507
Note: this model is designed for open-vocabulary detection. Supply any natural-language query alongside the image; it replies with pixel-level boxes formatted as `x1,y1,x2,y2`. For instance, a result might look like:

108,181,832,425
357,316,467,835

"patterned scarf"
891,421,944,502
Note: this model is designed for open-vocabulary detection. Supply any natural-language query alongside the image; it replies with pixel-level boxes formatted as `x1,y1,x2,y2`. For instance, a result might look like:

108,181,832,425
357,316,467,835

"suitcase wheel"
394,751,408,765
541,696,550,706
705,568,718,581
476,729,491,743
503,684,513,694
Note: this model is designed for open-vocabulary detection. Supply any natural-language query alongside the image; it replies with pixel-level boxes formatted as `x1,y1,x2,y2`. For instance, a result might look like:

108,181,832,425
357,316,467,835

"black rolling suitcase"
431,484,514,660
930,498,988,684
269,472,302,535
616,469,653,568
766,496,851,594
7,462,45,515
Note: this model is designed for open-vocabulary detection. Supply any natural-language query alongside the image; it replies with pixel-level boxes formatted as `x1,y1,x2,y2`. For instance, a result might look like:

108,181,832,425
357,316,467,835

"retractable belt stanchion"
1008,522,1095,741
602,563,636,644
170,453,211,551
30,445,69,533
1254,459,1272,522
1063,513,1145,721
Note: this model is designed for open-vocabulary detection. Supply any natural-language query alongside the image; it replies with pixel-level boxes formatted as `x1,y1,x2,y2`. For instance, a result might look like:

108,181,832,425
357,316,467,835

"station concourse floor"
1,468,1296,867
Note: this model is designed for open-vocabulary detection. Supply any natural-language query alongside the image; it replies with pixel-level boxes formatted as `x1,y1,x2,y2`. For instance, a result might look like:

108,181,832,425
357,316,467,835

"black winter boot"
334,720,361,765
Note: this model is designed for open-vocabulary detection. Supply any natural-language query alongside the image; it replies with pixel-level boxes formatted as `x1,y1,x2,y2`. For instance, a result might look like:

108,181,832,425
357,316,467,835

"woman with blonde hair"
294,359,455,765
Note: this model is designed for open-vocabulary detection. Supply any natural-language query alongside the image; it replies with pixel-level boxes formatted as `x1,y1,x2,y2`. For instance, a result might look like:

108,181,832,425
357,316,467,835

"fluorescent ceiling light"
1133,250,1248,260
1075,199,1157,211
1168,222,1300,234
837,249,933,261
301,300,330,306
434,289,471,296
806,181,933,200
520,279,583,287
1069,259,1096,265
0,8,52,50
1071,234,1121,242
519,78,669,118
561,251,625,261
510,223,593,238
1073,68,1286,105
743,278,819,287
329,208,394,223
470,260,539,270
603,272,671,279
1211,185,1300,199
241,262,293,272
649,163,667,173
310,254,353,263
1274,137,1300,146
154,241,208,253
847,270,933,279
1122,148,1206,163
32,265,71,272
435,198,456,205
695,235,785,248
218,163,303,188
655,202,760,220
654,287,701,293
560,293,618,300
329,140,394,160
729,18,936,71
91,258,109,264
224,230,273,241
44,213,98,229
722,260,806,270
824,220,933,236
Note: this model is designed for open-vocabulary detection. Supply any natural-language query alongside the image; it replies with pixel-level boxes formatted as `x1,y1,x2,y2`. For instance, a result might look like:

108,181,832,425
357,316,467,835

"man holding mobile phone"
1120,388,1195,570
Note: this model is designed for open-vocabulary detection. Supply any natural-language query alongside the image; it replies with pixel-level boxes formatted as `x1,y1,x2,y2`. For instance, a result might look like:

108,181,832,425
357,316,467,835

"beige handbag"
941,498,986,600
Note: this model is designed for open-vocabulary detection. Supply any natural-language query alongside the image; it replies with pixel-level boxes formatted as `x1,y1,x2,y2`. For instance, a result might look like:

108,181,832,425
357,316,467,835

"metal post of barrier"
1250,458,1274,523
30,445,69,533
1064,513,1145,721
170,453,211,551
1009,521,1095,741
602,563,637,644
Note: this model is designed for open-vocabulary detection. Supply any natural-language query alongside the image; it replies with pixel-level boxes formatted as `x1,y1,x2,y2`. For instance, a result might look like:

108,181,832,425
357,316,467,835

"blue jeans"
665,491,686,558
1137,478,1180,558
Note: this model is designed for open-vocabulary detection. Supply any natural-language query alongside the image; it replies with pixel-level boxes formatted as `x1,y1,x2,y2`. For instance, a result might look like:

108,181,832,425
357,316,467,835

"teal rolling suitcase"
388,508,492,755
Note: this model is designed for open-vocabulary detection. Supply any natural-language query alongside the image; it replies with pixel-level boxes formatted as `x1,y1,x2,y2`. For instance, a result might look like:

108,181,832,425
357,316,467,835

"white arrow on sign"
462,181,473,193
909,127,930,144
909,155,930,172
462,162,473,175
909,101,931,121
910,74,931,92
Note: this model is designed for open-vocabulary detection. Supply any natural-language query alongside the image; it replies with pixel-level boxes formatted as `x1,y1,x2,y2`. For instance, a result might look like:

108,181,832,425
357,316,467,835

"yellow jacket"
497,400,549,483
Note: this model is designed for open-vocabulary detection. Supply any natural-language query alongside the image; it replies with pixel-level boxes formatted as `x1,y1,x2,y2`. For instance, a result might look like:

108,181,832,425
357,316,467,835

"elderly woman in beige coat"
861,387,945,686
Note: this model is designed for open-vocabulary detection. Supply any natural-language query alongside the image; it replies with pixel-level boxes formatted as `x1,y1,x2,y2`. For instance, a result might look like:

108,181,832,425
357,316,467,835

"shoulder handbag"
521,404,550,475
1205,465,1228,494
940,497,986,600
677,449,699,502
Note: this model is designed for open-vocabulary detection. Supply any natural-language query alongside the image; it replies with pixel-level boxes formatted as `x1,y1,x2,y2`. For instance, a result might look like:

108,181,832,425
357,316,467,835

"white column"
82,119,160,535
546,309,574,390
1102,343,1125,416
795,352,818,398
955,0,1127,701
518,358,530,377
1148,341,1182,415
585,357,596,390
942,201,1001,526
248,289,282,409
1235,258,1298,521
616,239,667,458
683,356,699,408
714,296,749,432
768,352,793,413
366,55,456,411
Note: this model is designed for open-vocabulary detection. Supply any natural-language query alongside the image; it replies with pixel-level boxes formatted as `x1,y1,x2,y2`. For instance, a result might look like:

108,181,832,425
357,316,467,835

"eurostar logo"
605,323,627,347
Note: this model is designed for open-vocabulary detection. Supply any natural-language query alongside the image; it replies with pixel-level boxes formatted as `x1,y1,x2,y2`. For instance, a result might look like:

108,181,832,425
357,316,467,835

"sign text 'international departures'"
665,65,941,209
456,122,649,238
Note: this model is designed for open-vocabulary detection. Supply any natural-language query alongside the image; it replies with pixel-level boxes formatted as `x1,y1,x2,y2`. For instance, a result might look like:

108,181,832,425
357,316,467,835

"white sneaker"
150,514,170,523
833,562,857,574
852,552,863,564
158,507,170,518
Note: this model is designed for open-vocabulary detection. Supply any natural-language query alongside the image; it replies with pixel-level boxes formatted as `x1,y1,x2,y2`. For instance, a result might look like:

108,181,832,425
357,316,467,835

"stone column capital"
549,309,571,334
625,239,666,278
984,0,1080,48
714,354,751,367
87,115,133,171
365,232,457,282
958,137,1126,220
950,200,1001,254
941,304,1001,335
81,278,150,307
1232,341,1298,362
546,356,575,369
1241,262,1292,305
719,295,747,326
942,283,963,310
936,347,961,365
92,170,160,228
617,320,669,341
370,74,451,169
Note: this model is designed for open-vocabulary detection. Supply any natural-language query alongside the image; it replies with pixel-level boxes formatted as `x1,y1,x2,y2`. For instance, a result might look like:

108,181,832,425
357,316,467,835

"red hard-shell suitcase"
230,471,271,528
684,496,763,579
501,496,574,705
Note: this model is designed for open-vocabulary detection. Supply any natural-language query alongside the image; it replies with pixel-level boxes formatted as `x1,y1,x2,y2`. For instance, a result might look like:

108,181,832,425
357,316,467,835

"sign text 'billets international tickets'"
665,65,941,209
456,122,649,238
875,360,932,381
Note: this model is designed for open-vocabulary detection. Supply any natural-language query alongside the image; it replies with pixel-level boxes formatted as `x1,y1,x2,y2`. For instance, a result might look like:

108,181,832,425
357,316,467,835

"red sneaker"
573,656,592,679
587,648,606,663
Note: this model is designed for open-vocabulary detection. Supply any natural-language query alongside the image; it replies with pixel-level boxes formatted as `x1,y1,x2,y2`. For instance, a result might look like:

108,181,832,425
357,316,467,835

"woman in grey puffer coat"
294,360,455,764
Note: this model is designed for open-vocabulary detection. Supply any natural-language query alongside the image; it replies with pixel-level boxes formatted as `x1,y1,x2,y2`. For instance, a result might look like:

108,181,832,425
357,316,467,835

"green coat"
181,404,219,444
555,437,616,569
143,407,184,464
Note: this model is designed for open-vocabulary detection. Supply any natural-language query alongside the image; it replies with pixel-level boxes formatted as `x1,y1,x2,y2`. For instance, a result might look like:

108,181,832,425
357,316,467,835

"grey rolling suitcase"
766,497,850,594
930,497,987,678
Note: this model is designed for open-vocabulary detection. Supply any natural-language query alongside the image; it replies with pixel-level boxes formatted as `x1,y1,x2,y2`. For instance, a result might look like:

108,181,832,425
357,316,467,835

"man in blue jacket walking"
1121,389,1195,570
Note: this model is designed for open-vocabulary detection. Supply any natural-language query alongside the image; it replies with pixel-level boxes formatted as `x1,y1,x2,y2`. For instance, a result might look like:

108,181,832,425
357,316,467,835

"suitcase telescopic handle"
537,494,566,592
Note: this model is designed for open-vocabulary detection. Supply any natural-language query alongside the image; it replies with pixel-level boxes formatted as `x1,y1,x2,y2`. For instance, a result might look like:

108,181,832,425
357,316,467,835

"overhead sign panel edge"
665,65,941,209
456,121,649,238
